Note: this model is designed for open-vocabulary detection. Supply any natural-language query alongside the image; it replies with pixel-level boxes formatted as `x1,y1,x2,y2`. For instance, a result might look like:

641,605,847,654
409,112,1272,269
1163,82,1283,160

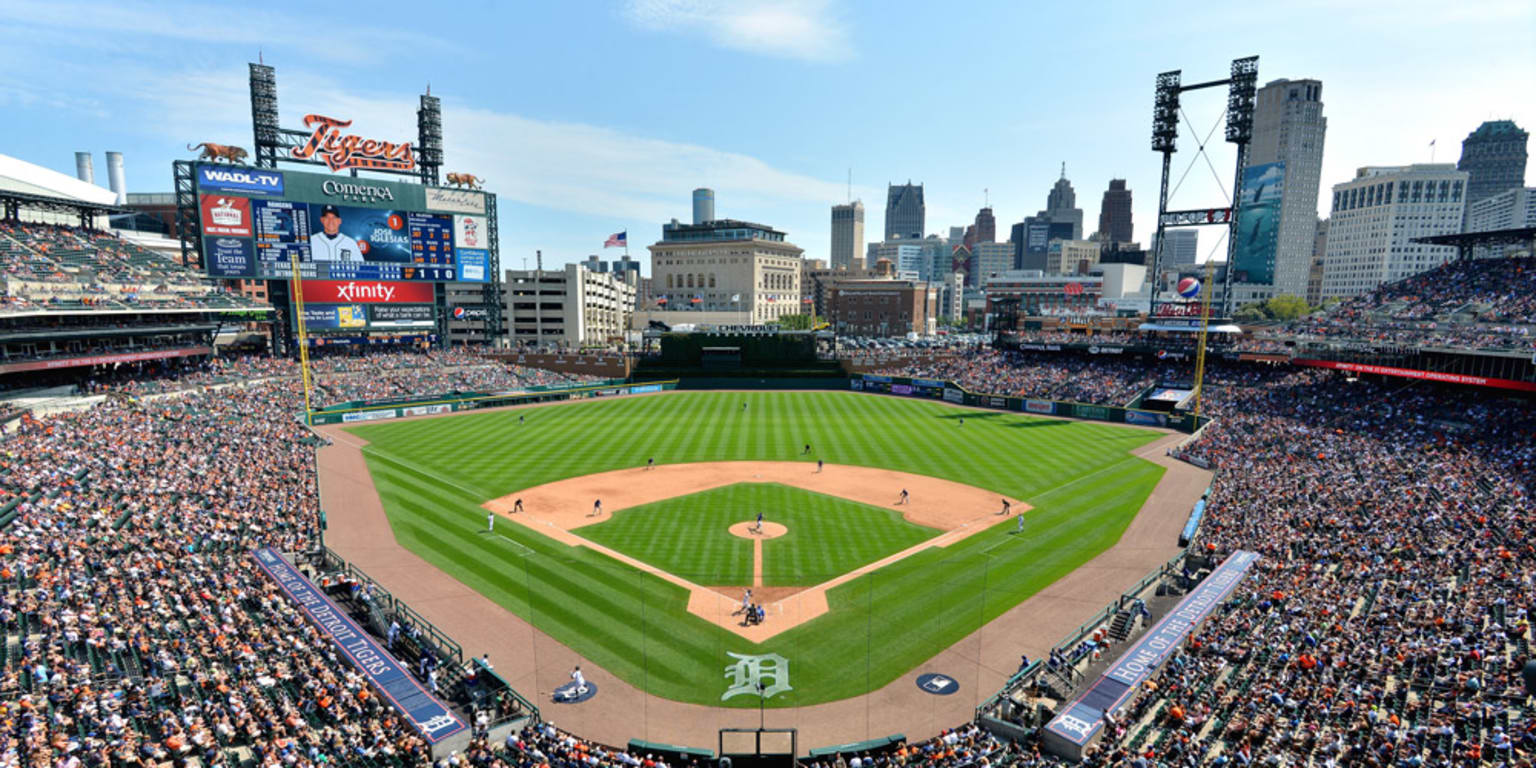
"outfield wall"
849,374,1210,434
307,380,675,425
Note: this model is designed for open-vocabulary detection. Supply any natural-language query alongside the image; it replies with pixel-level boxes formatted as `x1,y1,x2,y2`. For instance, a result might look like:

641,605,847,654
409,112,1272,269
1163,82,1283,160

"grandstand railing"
974,550,1188,728
307,545,542,729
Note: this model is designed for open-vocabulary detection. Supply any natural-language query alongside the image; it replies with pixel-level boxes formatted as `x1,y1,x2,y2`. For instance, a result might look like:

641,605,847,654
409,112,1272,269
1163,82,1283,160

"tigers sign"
290,114,416,173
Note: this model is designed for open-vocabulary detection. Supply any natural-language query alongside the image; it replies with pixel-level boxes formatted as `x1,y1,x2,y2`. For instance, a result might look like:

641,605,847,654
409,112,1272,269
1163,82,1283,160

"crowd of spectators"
2,321,1532,765
1,222,261,313
872,350,1188,406
1057,368,1534,765
1283,257,1536,352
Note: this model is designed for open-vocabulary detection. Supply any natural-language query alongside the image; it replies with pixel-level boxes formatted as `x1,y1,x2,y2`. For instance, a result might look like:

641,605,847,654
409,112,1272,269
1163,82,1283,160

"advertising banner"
199,194,252,236
912,379,945,389
891,384,913,395
369,304,435,328
341,408,400,423
426,188,487,215
1292,358,1536,393
850,379,864,391
0,346,212,374
1024,399,1055,415
302,280,435,304
302,304,370,330
1125,410,1168,427
454,214,488,250
1088,345,1125,355
249,549,467,744
206,236,254,277
987,396,1008,409
943,388,964,403
1074,404,1111,421
196,164,285,196
1232,162,1284,285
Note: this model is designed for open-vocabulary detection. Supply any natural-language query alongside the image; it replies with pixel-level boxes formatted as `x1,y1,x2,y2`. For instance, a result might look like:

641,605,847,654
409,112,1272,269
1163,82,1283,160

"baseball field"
346,390,1165,707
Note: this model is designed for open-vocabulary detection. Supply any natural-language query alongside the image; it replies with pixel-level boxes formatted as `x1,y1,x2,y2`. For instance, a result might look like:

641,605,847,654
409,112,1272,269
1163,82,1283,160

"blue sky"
2,0,1532,270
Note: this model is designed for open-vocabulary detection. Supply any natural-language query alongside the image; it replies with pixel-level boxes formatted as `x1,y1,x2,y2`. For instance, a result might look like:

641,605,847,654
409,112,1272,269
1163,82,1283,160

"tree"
775,314,821,331
1265,294,1311,321
1233,302,1270,322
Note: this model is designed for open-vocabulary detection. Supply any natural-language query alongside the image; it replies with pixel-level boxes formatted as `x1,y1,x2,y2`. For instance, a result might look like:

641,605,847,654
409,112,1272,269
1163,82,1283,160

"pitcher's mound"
728,521,787,539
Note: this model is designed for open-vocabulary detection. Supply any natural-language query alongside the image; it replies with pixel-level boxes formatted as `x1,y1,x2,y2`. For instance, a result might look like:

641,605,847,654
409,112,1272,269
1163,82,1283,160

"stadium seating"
0,222,266,313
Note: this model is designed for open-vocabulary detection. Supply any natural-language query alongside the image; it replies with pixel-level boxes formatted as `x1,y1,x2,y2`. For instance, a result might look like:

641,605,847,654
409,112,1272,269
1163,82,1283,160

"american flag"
603,231,626,248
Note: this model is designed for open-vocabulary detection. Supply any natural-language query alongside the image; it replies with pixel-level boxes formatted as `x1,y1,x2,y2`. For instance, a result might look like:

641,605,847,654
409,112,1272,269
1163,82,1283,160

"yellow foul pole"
289,256,315,425
1191,256,1218,424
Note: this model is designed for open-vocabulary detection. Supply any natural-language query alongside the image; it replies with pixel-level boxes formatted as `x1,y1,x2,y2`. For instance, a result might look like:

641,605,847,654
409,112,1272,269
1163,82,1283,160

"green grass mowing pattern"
578,483,940,586
351,391,1165,707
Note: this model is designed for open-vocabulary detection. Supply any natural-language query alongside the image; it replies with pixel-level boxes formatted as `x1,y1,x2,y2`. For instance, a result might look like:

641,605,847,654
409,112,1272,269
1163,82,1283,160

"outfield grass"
349,391,1165,707
578,482,940,586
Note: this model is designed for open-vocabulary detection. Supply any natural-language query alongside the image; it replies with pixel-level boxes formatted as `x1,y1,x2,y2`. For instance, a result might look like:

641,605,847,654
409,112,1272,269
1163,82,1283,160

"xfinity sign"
302,280,434,304
197,165,285,196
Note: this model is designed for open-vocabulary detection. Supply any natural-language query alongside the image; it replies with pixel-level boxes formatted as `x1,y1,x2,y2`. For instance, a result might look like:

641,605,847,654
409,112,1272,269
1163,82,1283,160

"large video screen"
194,164,491,283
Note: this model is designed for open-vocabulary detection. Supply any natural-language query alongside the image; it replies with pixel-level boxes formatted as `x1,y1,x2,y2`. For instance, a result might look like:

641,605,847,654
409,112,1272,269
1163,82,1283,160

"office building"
1232,78,1327,304
971,242,1013,283
1045,165,1084,240
865,236,948,282
884,182,925,240
830,200,866,270
582,255,609,273
1466,187,1536,258
1154,229,1200,267
1046,240,1100,275
1306,218,1328,306
1096,179,1134,245
693,187,715,224
973,206,996,243
1457,120,1529,205
504,263,635,348
648,214,804,323
828,279,938,337
1320,164,1467,299
802,261,882,318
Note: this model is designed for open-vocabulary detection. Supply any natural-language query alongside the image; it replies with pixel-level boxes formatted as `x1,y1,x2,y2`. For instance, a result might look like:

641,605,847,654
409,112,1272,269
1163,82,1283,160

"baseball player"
802,443,812,455
512,499,524,513
752,511,764,534
591,499,602,517
899,489,909,505
486,512,495,533
308,205,363,262
646,457,655,470
817,459,824,473
1016,511,1026,534
570,666,587,696
1000,499,1011,516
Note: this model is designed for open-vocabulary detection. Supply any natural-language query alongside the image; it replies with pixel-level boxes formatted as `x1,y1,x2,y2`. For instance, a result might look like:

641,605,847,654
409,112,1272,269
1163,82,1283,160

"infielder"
308,205,363,262
752,511,764,534
817,459,824,473
646,457,655,470
899,489,909,505
591,499,602,517
1000,499,1011,516
512,498,524,513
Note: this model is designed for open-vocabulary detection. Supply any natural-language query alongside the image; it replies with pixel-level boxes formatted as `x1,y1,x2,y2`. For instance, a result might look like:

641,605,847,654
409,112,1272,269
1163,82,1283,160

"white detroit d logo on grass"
722,652,791,701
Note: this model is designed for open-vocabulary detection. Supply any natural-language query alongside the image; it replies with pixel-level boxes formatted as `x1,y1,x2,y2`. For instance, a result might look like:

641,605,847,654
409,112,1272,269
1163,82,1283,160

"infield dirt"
483,462,1027,642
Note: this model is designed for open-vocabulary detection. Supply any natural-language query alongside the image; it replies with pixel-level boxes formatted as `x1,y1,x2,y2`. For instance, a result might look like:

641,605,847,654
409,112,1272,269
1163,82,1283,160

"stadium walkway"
315,405,1210,752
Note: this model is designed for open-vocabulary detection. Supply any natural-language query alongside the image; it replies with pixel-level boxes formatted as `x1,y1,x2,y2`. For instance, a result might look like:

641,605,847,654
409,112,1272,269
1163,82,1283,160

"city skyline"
0,0,1531,273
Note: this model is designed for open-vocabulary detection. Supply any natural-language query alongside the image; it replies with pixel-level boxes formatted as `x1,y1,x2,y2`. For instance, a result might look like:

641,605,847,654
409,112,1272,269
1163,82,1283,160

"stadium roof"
0,153,118,205
1411,227,1536,248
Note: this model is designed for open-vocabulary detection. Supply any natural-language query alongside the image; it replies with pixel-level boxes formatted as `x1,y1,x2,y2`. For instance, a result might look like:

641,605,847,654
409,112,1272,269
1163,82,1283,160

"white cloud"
623,0,850,62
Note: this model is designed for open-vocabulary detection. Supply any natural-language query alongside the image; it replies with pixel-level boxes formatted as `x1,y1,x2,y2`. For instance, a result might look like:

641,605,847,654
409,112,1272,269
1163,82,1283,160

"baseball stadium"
1,51,1534,768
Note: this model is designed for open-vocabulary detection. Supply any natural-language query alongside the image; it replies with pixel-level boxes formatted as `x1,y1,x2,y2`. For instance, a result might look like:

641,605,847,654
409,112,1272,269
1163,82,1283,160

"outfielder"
486,512,495,533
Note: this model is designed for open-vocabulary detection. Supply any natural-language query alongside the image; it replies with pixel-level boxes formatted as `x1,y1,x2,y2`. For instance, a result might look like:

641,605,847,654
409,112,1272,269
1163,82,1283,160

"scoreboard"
194,163,491,283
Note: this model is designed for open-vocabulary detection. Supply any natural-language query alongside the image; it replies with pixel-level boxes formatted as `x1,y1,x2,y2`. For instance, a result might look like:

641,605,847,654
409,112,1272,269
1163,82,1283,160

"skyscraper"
885,182,925,240
973,207,996,244
1321,164,1467,299
1045,165,1083,240
830,201,866,270
1096,179,1133,244
1234,78,1326,304
1155,230,1199,267
1457,120,1529,204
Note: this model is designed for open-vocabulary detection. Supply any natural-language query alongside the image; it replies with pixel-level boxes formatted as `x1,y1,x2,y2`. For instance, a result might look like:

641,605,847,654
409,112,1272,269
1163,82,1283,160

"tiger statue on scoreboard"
445,173,484,190
188,143,249,164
